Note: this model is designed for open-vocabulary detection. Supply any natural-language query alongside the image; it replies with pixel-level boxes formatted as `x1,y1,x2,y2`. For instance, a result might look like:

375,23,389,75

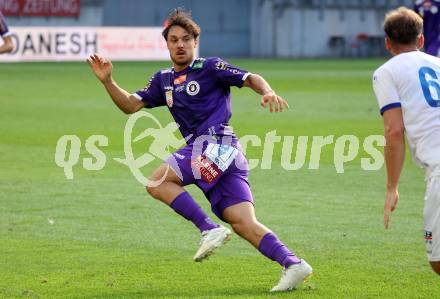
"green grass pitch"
1,59,439,298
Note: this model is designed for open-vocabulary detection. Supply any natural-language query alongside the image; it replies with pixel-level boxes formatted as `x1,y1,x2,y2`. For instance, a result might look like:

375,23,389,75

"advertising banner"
0,26,173,62
0,0,80,17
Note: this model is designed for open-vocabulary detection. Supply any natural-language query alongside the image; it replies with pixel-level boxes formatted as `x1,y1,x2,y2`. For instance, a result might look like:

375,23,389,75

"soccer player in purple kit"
415,0,440,56
87,9,312,292
0,11,13,54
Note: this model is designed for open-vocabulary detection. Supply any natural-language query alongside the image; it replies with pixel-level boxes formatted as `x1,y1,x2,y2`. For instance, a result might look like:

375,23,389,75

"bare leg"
223,202,311,292
222,202,270,247
145,163,185,205
430,261,440,275
145,163,218,232
222,202,301,266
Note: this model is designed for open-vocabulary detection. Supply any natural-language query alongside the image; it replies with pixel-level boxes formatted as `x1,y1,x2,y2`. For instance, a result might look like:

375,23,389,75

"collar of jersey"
172,58,198,76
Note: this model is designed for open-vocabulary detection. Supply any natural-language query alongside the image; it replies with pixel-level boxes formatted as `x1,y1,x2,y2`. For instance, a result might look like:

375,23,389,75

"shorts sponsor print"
166,139,253,220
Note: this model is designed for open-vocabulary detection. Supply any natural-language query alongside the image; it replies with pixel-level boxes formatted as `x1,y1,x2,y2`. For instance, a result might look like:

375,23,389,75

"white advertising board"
0,27,178,62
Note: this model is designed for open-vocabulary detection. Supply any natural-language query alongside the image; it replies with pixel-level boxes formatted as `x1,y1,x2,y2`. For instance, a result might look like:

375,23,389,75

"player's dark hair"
383,7,423,45
162,8,201,41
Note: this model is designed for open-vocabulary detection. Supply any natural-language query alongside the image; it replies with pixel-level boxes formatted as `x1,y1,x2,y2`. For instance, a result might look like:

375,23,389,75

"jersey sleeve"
209,57,251,88
0,12,11,38
372,67,402,115
133,72,166,108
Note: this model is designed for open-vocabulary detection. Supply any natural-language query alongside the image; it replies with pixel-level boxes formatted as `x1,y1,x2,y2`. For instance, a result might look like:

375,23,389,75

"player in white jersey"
373,7,440,275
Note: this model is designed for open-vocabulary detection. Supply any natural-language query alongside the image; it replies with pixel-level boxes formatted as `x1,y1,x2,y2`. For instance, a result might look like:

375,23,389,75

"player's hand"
384,188,399,229
261,90,289,113
87,54,113,84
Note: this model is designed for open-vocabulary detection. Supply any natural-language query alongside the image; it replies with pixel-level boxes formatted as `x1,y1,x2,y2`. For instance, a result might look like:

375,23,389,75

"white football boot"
270,259,313,292
193,225,232,262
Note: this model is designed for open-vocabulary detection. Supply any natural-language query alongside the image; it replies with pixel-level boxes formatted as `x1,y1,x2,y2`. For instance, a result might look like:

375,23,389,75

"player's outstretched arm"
243,74,289,113
87,54,144,114
382,108,405,229
0,36,13,54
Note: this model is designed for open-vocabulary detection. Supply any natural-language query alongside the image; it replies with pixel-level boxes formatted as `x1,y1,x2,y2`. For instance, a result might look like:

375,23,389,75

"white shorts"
424,175,440,262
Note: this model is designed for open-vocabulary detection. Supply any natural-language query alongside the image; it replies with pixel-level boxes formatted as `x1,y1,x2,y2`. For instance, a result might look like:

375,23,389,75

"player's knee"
231,220,260,238
231,222,247,236
245,220,267,239
146,185,161,199
430,261,440,275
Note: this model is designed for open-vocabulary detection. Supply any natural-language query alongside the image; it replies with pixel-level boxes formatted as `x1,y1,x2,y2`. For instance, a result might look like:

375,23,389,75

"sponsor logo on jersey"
215,60,243,75
192,58,205,70
174,74,187,85
175,85,185,92
215,60,227,70
186,81,200,96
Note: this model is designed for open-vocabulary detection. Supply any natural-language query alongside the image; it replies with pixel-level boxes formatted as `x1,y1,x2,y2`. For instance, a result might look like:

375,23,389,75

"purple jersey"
0,11,11,38
415,0,440,56
133,57,250,144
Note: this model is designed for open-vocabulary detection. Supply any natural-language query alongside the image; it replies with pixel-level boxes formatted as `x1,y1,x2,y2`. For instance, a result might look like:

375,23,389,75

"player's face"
166,26,198,68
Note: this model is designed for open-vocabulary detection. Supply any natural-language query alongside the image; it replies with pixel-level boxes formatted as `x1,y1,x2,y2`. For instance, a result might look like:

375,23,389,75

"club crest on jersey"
186,81,200,96
165,87,173,107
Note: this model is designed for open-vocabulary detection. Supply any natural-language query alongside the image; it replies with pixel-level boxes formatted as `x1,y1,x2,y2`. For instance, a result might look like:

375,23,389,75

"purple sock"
170,192,219,232
258,232,301,268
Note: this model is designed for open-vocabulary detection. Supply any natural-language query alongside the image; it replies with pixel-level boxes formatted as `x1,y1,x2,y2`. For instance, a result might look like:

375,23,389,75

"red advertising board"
0,0,80,17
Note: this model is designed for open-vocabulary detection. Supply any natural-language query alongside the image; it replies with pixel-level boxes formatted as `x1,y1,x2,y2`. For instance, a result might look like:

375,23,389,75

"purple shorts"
166,139,253,220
